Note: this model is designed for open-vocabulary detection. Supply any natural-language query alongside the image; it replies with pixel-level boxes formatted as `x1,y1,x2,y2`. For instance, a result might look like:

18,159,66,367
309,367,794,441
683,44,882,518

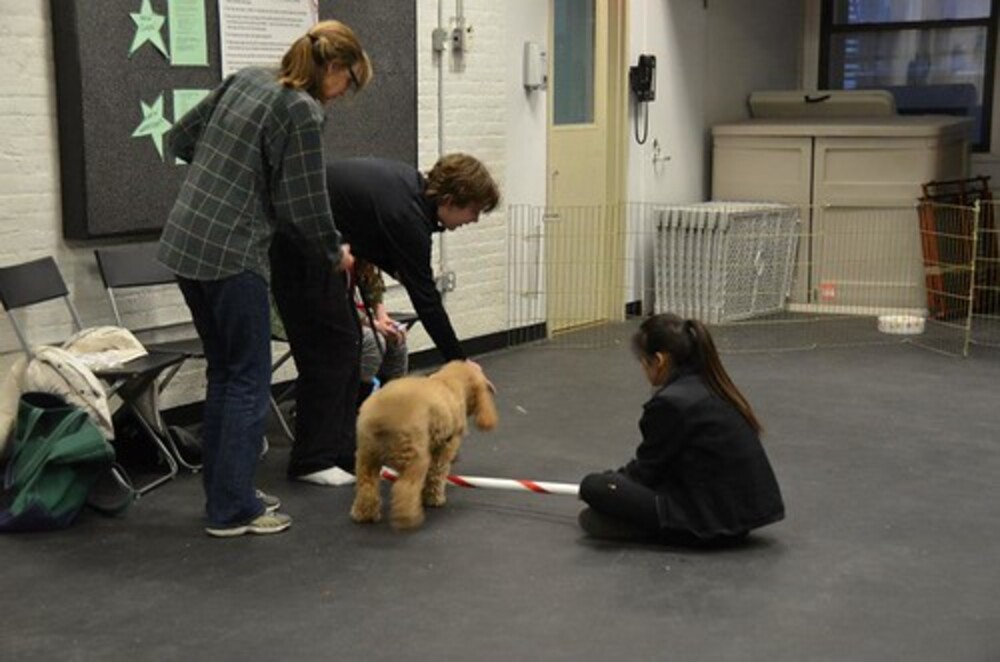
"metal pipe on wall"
433,0,472,299
436,0,448,295
434,0,467,297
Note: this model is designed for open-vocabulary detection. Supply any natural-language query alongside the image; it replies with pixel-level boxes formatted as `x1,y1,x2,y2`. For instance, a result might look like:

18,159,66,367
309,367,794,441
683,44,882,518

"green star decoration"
129,0,169,58
131,94,173,160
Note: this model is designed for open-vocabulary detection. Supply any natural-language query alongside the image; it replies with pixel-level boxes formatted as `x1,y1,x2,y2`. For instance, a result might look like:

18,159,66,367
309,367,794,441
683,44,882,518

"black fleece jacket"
623,368,785,537
324,157,464,361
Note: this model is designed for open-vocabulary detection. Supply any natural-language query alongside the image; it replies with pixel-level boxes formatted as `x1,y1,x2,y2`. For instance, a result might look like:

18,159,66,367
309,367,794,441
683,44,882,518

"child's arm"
620,400,686,486
373,303,406,344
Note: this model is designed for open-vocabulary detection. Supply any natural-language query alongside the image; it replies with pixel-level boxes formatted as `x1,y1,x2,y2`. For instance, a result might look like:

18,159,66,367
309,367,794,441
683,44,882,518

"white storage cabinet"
712,116,970,310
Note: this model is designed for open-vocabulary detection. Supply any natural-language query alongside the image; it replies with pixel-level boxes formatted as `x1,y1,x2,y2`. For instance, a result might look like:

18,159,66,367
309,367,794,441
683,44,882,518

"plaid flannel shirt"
158,67,341,283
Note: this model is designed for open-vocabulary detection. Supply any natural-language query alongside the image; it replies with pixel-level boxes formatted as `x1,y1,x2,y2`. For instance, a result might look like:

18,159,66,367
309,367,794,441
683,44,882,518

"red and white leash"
379,467,579,496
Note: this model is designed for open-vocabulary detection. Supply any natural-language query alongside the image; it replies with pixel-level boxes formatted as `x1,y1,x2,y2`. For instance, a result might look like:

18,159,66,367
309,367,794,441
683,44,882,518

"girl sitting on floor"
578,313,785,546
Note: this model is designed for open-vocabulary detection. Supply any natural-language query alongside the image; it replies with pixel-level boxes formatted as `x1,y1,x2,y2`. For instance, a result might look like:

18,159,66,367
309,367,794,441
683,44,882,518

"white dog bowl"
877,315,926,335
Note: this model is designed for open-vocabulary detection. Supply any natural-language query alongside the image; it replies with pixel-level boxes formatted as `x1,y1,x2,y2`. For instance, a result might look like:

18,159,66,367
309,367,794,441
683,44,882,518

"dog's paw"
390,512,425,530
350,502,382,524
422,491,446,508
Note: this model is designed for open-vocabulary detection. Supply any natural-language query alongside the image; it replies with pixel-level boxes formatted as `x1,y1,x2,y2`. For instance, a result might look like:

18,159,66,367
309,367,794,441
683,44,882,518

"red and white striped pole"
380,467,579,496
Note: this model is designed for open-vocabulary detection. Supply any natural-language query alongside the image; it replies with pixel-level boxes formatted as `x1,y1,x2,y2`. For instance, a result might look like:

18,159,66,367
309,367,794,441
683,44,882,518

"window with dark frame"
820,0,999,151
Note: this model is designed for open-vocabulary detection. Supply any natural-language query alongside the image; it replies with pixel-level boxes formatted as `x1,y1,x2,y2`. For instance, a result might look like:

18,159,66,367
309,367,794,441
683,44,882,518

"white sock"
295,466,356,486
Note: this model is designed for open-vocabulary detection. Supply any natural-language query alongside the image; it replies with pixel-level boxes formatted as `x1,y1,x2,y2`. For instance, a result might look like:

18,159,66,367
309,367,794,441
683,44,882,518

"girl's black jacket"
623,369,785,537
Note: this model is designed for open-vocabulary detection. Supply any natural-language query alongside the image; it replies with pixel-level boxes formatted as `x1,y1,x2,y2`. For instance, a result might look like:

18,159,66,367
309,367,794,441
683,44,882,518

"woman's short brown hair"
425,153,500,213
279,20,373,99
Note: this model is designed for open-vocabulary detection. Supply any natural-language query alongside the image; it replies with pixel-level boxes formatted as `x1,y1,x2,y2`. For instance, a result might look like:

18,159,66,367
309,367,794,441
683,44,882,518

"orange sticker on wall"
818,282,837,302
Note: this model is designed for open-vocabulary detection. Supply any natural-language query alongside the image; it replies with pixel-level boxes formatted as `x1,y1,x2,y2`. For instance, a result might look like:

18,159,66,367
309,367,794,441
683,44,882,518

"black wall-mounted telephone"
629,54,656,102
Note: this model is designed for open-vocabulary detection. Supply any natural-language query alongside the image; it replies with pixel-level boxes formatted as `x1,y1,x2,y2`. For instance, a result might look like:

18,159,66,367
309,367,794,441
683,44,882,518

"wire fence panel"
652,203,799,323
973,201,1000,348
507,203,643,348
505,201,980,357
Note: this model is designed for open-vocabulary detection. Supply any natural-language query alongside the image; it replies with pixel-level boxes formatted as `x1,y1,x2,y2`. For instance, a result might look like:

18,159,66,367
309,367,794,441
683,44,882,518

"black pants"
579,471,662,537
579,472,747,547
270,233,360,477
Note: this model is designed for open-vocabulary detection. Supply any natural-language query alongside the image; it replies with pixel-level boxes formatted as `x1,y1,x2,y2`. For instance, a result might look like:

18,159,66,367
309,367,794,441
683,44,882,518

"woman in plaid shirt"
157,21,371,537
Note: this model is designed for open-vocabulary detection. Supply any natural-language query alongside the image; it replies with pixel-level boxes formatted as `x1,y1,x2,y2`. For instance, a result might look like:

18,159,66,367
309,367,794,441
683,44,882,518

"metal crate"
654,202,799,323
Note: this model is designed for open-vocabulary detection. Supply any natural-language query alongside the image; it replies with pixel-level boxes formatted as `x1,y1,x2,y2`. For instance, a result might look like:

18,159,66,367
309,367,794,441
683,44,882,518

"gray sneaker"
205,512,292,538
256,489,281,514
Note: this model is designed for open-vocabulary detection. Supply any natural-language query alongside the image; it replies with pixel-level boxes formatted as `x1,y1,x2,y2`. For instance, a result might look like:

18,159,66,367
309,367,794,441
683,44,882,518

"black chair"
94,243,206,471
94,243,204,358
388,311,420,330
268,331,297,442
0,257,187,496
270,307,421,441
96,243,289,452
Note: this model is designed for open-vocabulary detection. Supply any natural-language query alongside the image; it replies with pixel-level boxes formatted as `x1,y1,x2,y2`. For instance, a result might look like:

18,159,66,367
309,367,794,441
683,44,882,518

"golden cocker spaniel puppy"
350,360,498,529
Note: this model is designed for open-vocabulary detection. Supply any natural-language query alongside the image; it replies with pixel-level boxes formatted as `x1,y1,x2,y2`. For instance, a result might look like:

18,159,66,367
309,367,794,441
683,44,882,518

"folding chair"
268,308,297,443
94,243,205,470
0,257,187,496
97,243,292,453
389,311,420,331
94,243,204,359
267,307,419,444
94,241,292,462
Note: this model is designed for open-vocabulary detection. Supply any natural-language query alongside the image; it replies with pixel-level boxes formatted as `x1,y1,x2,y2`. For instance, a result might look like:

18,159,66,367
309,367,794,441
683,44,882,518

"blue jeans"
177,272,270,528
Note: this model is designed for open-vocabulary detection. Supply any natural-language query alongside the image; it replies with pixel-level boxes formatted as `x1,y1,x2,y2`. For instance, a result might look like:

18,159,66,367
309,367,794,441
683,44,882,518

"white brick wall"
0,1,102,358
0,0,512,408
386,0,509,351
0,1,211,407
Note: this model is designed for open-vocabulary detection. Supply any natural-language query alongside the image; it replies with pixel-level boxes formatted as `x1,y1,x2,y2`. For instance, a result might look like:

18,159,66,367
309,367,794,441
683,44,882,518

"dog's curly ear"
471,371,498,431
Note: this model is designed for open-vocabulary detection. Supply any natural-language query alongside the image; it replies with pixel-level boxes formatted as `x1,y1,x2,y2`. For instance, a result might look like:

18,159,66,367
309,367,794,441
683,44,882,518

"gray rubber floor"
2,324,999,661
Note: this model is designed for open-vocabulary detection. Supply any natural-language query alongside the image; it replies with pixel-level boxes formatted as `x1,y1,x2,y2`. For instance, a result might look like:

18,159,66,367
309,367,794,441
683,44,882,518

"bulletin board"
50,0,417,239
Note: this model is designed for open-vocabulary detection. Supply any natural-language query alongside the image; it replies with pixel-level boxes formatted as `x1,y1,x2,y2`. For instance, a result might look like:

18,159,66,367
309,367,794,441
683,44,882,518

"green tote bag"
0,392,115,532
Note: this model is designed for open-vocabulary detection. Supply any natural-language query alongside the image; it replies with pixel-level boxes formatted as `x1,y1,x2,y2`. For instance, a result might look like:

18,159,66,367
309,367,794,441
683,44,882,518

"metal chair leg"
270,395,295,442
163,426,203,473
124,400,179,496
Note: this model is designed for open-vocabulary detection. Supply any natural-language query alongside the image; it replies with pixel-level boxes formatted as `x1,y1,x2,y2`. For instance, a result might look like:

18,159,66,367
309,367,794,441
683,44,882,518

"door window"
553,0,596,125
